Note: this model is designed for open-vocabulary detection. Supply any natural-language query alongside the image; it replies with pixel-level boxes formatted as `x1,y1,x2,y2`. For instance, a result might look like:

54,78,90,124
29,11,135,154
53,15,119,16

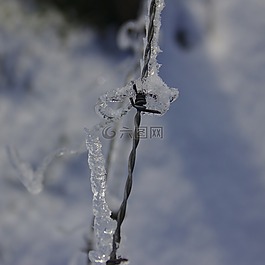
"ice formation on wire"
95,82,133,120
95,75,178,119
141,0,165,79
134,75,178,115
85,128,116,264
139,0,179,113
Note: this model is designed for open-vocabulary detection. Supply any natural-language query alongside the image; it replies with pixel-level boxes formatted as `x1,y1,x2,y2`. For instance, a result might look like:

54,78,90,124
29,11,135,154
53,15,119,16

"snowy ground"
1,0,265,265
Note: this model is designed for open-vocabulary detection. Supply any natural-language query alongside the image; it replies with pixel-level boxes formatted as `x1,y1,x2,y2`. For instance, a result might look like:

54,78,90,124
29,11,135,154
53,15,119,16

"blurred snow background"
1,0,265,265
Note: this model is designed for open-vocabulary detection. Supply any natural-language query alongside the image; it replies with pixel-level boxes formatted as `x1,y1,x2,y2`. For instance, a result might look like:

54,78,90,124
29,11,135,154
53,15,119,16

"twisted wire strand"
107,110,141,264
107,1,160,264
141,0,156,80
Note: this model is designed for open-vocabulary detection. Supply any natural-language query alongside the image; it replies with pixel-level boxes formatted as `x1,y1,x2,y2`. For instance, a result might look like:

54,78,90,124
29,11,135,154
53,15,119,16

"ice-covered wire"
106,1,168,263
141,0,156,80
141,0,164,80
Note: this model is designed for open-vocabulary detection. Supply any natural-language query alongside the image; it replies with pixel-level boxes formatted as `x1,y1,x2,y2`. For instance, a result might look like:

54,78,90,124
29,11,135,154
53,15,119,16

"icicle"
85,128,116,264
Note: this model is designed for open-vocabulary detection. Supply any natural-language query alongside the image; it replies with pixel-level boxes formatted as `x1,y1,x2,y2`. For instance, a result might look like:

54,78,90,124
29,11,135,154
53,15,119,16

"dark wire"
141,0,156,80
107,110,141,264
107,1,158,264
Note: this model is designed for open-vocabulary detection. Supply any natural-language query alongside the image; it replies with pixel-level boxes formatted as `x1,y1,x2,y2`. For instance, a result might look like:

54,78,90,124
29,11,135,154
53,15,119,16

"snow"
1,0,265,265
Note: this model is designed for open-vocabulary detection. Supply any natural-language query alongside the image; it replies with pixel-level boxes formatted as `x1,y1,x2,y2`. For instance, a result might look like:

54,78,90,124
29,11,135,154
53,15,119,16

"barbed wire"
106,1,160,264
